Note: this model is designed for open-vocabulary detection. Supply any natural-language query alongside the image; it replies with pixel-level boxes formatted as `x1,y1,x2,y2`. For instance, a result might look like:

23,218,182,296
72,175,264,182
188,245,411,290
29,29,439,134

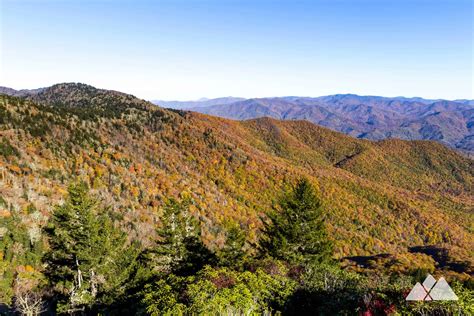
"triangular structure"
422,274,436,291
406,282,428,301
429,277,458,300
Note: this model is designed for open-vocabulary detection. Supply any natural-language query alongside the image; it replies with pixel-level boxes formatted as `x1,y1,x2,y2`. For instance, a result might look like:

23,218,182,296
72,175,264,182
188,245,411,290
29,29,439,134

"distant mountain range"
0,86,46,97
2,86,473,155
152,95,474,155
152,97,245,109
1,83,473,277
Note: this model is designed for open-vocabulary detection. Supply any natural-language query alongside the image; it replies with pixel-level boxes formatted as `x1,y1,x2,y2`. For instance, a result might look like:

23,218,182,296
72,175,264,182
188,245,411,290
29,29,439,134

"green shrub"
141,265,297,315
0,138,20,158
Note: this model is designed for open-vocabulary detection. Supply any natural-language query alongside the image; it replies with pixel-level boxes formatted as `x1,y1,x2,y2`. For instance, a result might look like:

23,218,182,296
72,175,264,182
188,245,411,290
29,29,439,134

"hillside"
186,95,474,155
1,83,473,281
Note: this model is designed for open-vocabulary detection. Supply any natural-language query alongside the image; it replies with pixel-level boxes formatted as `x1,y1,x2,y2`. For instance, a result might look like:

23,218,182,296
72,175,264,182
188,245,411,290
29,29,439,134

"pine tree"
154,198,215,276
217,223,247,269
259,178,333,265
44,182,140,313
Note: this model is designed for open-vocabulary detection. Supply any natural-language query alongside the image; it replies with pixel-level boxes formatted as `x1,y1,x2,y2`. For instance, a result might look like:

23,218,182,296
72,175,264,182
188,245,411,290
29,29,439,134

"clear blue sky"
1,0,472,100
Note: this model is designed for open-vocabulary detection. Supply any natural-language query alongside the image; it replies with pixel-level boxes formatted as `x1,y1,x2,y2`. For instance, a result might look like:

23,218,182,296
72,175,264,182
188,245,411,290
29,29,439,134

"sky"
0,0,472,100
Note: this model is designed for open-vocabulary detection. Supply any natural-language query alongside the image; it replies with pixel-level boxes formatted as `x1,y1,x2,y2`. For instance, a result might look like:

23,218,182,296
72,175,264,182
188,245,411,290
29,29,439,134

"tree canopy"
259,178,333,265
44,182,140,313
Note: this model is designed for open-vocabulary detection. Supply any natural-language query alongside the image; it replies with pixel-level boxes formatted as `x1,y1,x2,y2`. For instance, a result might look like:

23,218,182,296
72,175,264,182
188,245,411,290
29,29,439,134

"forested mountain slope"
190,95,474,155
1,83,473,282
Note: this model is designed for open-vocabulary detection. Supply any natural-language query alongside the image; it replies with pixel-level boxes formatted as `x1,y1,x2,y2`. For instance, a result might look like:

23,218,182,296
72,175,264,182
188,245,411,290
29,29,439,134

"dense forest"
0,83,473,315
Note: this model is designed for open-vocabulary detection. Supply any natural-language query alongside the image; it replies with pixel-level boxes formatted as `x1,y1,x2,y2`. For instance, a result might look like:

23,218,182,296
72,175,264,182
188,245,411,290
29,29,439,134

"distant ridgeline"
152,94,474,157
0,84,473,308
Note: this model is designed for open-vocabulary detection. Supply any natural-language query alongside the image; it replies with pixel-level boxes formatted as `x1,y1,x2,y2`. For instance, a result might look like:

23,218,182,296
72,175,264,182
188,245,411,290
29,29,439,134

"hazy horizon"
152,94,473,102
2,82,473,103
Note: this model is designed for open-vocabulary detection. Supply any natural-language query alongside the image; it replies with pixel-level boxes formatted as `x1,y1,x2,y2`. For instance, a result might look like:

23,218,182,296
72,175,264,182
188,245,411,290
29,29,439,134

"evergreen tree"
154,198,215,276
217,223,247,269
43,182,140,313
259,178,333,265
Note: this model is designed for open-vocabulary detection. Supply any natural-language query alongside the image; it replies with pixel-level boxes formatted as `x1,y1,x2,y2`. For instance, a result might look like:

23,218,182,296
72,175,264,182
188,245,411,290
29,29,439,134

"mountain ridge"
151,93,473,109
152,96,245,109
184,95,474,155
1,83,472,279
2,84,473,154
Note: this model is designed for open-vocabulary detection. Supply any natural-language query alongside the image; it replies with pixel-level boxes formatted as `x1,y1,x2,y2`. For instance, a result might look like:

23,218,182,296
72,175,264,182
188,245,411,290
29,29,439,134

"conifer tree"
217,223,247,269
259,178,333,265
44,182,140,313
154,198,215,276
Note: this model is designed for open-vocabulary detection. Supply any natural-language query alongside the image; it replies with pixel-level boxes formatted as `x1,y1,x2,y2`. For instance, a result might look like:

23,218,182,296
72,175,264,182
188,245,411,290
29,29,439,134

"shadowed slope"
1,84,472,277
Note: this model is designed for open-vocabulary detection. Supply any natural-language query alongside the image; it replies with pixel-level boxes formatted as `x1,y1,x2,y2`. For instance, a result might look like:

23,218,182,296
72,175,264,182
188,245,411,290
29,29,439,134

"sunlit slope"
0,83,472,276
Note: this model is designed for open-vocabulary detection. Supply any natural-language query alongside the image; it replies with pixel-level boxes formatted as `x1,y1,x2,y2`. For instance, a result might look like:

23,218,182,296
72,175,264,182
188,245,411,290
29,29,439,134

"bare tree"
13,277,45,316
